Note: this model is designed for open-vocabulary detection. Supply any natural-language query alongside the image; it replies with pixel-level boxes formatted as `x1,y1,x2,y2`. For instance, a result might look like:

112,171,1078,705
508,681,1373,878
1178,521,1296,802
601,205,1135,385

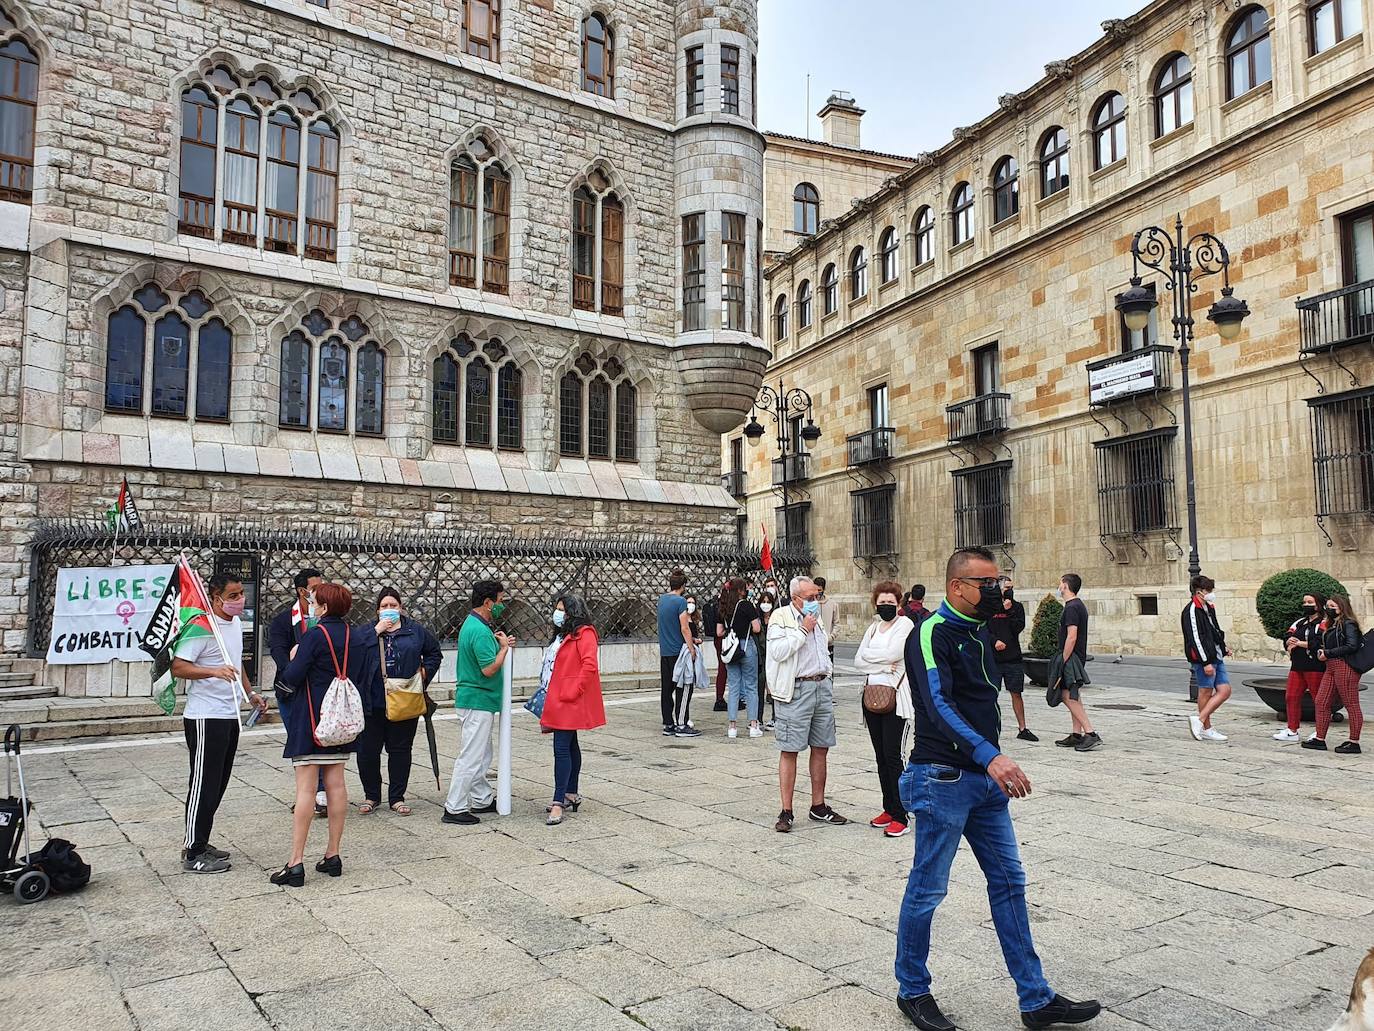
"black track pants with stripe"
183,717,239,856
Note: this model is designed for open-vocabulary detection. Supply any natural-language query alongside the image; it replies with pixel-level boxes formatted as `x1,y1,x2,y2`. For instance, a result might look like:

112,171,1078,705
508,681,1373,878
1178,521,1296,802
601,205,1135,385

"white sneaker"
748,725,764,738
727,725,738,739
315,790,327,808
1188,715,1204,741
1202,727,1228,742
1273,728,1300,742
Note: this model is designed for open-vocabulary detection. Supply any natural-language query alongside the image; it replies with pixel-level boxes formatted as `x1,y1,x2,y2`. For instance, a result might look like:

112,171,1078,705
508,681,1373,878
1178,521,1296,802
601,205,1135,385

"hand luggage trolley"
1,724,49,903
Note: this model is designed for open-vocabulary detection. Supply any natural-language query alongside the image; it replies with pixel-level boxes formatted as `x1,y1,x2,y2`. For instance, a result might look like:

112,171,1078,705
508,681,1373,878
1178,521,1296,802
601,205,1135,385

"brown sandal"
389,802,412,816
356,800,379,815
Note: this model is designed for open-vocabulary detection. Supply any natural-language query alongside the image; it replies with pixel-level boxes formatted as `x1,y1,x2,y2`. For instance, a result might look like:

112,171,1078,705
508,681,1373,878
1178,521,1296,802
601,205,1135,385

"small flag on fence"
760,523,773,572
141,556,215,716
107,477,143,532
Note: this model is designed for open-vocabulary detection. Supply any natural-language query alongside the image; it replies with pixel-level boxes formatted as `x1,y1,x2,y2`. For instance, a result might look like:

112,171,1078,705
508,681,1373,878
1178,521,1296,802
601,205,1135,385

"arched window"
572,178,625,315
793,182,819,235
879,226,899,284
1039,127,1069,198
849,246,868,300
1154,53,1193,137
463,0,501,61
773,294,789,342
0,38,36,204
582,14,614,96
431,335,523,450
449,139,512,295
821,263,838,315
796,279,812,328
913,206,934,266
1226,6,1272,100
950,182,973,246
1091,92,1127,170
104,286,235,422
278,310,386,435
1309,0,1362,55
176,70,340,260
557,353,637,462
992,157,1019,224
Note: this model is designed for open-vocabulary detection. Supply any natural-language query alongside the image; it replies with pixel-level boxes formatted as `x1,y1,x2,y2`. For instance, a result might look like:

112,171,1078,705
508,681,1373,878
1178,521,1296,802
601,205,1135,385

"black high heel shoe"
315,854,342,877
545,796,581,814
270,862,305,887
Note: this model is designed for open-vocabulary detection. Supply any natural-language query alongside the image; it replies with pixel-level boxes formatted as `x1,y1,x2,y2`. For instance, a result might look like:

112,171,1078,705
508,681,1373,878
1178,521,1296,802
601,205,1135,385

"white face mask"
686,603,696,614
1203,592,1217,605
760,603,773,613
1057,586,1065,599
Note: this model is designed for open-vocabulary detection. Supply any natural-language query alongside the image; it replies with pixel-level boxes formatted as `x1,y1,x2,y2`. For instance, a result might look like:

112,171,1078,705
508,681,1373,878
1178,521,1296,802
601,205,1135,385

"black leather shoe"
441,810,480,825
472,801,498,814
269,863,305,887
1021,994,1101,1028
315,854,342,877
897,993,955,1031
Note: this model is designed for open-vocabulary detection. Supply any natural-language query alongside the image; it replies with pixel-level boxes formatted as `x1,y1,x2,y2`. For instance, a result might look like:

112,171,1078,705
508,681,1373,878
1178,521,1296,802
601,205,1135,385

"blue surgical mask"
802,600,821,617
381,609,401,624
552,610,566,627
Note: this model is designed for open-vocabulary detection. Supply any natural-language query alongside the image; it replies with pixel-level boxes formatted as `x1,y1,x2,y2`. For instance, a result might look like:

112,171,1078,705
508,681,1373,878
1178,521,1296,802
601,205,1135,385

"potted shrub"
1251,568,1357,720
1023,593,1064,687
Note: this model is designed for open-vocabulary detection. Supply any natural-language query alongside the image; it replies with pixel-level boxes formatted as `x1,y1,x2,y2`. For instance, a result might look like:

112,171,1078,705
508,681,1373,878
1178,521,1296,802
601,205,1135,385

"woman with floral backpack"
276,582,383,886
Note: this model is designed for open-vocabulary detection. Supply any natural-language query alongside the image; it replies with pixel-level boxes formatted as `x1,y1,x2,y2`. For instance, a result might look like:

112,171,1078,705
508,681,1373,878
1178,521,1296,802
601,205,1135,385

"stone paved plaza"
2,674,1370,1031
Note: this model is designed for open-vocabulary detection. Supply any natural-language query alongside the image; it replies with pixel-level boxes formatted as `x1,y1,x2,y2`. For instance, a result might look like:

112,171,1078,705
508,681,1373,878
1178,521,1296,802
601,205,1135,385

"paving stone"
585,902,757,966
729,901,897,971
256,971,442,1031
0,965,134,1031
446,978,643,1031
772,985,912,1031
685,947,841,1011
630,987,783,1031
122,967,271,1031
542,942,692,1008
221,930,373,994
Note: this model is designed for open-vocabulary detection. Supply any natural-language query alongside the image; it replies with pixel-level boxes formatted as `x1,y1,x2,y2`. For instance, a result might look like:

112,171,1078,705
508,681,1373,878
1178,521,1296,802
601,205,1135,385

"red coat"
540,626,606,732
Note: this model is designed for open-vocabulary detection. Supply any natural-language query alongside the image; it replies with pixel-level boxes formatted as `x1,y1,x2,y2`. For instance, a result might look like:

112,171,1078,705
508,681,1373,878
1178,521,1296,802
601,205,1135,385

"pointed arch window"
913,206,934,265
572,176,625,315
0,37,35,203
104,286,235,422
796,279,813,328
582,14,614,97
176,70,340,260
558,353,638,463
879,226,899,284
992,157,1019,224
449,139,511,295
431,336,524,450
278,310,386,435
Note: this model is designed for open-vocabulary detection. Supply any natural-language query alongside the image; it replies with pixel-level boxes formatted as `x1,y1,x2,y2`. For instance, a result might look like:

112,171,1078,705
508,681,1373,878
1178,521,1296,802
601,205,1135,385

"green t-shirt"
454,613,503,712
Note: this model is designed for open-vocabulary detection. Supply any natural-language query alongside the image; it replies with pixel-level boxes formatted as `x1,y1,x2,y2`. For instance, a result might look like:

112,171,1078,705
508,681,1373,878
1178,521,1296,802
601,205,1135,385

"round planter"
1245,676,1362,722
1024,656,1051,687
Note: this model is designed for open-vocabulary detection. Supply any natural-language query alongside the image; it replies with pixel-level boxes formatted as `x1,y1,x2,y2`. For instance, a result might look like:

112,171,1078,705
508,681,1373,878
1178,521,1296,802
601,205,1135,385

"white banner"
46,565,175,665
1089,352,1158,405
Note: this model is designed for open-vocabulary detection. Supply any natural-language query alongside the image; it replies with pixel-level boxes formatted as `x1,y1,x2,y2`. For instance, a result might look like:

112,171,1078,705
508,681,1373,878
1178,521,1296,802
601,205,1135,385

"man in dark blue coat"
268,568,325,814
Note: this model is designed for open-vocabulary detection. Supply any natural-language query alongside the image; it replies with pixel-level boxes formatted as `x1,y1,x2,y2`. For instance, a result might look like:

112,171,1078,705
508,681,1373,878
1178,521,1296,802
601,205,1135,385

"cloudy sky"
758,0,1147,156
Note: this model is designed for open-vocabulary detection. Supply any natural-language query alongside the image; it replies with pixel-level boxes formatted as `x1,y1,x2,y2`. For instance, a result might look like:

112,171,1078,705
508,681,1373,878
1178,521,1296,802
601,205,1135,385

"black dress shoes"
897,993,955,1031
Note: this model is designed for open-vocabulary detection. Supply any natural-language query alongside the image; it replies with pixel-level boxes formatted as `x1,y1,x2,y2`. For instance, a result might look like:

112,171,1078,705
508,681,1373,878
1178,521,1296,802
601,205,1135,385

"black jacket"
986,600,1026,664
268,604,312,688
1286,616,1326,673
1322,619,1361,659
1181,599,1226,665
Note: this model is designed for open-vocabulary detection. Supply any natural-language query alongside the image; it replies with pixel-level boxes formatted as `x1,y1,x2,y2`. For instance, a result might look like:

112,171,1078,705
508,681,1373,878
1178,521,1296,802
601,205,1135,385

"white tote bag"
310,627,365,748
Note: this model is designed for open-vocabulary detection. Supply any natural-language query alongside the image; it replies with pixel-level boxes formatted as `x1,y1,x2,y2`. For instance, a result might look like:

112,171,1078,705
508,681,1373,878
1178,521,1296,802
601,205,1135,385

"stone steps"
0,683,57,701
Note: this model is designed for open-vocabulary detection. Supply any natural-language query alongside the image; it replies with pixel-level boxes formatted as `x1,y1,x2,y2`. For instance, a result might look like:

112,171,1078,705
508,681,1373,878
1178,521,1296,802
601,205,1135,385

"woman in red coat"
540,593,606,825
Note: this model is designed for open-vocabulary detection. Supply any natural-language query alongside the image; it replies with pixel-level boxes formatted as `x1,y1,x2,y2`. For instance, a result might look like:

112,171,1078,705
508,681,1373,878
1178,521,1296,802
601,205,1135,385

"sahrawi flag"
141,557,214,715
108,477,143,531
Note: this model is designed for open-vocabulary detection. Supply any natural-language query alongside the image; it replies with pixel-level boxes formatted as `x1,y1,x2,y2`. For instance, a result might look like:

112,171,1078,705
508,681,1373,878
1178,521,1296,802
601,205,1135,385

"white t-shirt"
176,614,244,719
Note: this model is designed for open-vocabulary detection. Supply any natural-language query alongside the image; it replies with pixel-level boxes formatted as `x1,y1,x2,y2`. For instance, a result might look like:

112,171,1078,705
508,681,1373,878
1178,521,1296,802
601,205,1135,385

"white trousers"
444,708,496,814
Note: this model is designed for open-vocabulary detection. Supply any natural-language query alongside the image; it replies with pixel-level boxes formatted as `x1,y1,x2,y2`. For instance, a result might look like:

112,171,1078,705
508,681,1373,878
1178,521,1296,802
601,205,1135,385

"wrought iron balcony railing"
771,452,811,485
1086,345,1175,406
946,392,1010,443
847,426,896,467
721,470,747,498
1297,279,1374,353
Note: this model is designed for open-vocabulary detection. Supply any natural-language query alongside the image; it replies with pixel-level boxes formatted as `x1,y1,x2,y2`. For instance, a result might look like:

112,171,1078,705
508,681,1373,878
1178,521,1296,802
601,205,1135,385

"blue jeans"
552,730,582,804
895,762,1054,1012
1191,659,1230,689
725,638,760,722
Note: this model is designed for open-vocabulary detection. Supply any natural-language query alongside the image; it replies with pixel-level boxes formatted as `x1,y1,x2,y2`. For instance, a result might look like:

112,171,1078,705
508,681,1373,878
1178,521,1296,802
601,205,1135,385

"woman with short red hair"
277,582,385,885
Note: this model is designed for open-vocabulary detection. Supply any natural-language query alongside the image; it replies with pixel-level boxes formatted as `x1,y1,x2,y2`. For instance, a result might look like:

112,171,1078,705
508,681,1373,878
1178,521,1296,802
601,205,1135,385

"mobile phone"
245,705,263,729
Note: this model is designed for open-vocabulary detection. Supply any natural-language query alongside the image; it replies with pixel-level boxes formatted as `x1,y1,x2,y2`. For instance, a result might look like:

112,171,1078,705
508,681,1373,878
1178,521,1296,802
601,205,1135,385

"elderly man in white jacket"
766,575,848,833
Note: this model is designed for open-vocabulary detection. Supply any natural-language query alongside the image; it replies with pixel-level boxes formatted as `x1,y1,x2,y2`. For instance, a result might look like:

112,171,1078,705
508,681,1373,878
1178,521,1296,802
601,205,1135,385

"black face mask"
1327,607,1340,619
1302,604,1317,617
973,583,1003,620
1002,588,1014,600
875,604,898,622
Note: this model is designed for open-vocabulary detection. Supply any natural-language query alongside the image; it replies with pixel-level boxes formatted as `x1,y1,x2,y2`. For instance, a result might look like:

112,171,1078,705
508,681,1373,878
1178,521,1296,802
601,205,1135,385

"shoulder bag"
863,671,905,715
310,627,365,747
1347,627,1374,675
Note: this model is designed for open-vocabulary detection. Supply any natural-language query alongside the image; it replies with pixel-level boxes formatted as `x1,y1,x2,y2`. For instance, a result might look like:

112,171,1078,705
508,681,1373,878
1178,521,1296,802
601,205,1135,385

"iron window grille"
1308,387,1374,518
952,461,1012,549
1092,428,1179,536
776,502,812,553
851,485,896,559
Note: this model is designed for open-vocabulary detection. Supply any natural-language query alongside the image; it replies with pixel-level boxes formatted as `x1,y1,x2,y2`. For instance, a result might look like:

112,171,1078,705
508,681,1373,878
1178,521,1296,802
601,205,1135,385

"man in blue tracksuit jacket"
894,546,1100,1031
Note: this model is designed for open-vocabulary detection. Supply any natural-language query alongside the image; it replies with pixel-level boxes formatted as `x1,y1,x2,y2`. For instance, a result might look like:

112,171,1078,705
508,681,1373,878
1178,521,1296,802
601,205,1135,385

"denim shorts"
1192,658,1230,690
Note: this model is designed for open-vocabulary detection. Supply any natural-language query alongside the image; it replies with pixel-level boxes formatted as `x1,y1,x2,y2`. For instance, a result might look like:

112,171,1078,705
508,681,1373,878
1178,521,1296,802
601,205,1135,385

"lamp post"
1115,215,1250,581
743,381,820,550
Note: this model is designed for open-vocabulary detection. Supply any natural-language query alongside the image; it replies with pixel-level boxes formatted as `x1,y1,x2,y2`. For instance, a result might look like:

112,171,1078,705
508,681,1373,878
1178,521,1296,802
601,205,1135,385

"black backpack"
1348,629,1374,675
25,838,91,893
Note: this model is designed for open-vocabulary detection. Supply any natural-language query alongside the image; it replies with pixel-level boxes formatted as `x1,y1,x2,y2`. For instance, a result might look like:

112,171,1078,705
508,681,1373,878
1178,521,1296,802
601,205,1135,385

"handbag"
1347,627,1374,675
524,684,547,719
309,627,365,747
862,672,904,715
385,671,426,721
720,628,742,664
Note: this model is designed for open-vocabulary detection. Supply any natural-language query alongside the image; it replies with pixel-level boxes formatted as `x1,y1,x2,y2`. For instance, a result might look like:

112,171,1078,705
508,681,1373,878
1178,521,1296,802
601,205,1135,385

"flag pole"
181,553,253,725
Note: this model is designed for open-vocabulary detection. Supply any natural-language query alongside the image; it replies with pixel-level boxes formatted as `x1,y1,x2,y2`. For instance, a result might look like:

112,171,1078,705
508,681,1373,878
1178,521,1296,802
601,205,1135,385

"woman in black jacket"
1305,593,1363,754
1277,593,1326,742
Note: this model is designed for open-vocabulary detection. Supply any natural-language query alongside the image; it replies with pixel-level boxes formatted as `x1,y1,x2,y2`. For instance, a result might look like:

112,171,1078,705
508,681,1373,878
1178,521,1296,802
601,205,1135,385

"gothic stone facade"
739,0,1374,658
1,0,769,690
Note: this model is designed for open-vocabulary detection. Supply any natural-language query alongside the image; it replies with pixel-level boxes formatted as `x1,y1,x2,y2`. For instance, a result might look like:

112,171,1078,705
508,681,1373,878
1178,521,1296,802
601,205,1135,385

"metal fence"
25,520,812,659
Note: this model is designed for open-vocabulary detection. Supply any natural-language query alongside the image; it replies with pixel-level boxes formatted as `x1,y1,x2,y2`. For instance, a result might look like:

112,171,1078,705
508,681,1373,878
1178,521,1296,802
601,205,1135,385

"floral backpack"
308,626,365,747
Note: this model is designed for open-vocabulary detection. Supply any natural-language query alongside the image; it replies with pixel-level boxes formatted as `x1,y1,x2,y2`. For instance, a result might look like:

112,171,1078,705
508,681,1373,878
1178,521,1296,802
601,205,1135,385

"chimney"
818,91,864,148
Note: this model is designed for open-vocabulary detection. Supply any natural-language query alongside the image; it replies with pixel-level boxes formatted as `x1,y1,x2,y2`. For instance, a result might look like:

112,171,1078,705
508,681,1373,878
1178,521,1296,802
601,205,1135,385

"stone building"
733,0,1374,658
0,0,770,692
762,93,913,263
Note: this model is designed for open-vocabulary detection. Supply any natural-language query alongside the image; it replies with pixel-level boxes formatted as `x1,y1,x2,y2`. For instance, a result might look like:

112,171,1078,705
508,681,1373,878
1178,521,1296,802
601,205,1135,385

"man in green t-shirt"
442,579,514,825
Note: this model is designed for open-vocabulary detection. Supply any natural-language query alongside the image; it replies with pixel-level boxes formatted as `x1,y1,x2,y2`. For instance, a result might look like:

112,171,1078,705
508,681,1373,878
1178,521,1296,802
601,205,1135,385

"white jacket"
855,616,916,721
672,642,708,691
765,602,828,703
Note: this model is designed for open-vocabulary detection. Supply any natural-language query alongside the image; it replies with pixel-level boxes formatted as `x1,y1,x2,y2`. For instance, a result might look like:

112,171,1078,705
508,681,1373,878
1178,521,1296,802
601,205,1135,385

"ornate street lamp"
746,382,820,550
1115,216,1250,582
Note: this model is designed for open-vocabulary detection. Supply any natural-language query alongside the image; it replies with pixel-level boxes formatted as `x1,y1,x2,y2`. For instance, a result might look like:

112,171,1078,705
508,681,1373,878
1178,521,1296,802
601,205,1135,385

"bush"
1255,569,1349,640
1027,593,1064,658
